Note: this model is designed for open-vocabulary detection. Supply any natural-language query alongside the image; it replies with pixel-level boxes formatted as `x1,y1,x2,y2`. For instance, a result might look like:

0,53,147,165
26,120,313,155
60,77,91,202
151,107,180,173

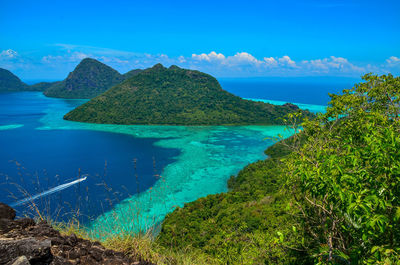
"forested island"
0,59,143,96
0,68,32,91
44,58,142,99
0,67,61,92
64,64,309,125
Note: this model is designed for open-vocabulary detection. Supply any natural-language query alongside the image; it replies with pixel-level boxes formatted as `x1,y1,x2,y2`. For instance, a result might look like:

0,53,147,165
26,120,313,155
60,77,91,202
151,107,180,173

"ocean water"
0,79,329,236
220,77,357,105
0,92,179,222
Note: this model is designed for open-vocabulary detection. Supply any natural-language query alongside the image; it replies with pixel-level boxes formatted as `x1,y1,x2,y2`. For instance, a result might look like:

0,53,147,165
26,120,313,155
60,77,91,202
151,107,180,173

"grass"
53,219,219,264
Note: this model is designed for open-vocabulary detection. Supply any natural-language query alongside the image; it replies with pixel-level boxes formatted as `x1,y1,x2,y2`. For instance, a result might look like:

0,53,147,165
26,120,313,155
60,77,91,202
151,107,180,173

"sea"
0,77,357,236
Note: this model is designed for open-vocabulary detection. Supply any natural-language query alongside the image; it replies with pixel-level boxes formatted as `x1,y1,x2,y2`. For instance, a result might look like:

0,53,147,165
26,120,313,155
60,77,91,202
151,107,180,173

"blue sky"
0,0,399,80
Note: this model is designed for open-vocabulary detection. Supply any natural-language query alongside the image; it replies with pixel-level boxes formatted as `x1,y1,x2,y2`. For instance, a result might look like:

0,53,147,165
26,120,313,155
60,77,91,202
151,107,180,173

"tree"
286,74,400,264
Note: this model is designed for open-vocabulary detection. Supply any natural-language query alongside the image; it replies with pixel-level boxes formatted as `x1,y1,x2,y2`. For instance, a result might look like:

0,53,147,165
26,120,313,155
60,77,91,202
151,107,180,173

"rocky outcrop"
0,203,153,265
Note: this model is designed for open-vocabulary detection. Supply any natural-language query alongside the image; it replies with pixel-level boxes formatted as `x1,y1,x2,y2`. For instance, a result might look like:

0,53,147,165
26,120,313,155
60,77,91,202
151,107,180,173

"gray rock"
0,203,15,220
0,238,53,264
10,256,30,265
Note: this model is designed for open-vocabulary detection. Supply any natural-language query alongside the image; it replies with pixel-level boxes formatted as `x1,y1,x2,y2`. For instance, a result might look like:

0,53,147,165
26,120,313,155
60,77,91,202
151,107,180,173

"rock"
14,218,35,229
11,256,30,265
0,238,52,264
0,202,16,220
0,203,154,265
65,234,78,246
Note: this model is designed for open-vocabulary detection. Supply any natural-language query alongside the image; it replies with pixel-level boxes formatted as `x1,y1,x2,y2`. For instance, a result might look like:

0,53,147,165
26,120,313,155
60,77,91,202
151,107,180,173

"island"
0,68,31,91
64,64,308,125
44,58,141,99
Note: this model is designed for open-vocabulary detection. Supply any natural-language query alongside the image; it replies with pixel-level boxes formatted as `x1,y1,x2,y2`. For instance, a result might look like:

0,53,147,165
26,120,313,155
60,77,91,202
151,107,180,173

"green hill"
30,81,61,91
44,58,125,99
0,68,30,91
122,69,143,80
64,64,308,125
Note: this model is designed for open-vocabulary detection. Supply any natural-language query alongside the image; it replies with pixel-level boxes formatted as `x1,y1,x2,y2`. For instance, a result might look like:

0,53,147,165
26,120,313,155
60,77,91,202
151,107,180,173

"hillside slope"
0,68,30,91
44,58,125,99
30,81,61,91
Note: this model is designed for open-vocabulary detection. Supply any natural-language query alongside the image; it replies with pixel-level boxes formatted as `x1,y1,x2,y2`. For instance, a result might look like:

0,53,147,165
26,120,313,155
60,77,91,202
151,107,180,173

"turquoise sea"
0,78,348,237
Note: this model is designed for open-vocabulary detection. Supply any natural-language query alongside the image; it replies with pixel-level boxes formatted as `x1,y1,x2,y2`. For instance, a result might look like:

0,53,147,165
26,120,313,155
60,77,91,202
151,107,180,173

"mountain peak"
151,63,166,70
169,65,181,70
44,58,124,99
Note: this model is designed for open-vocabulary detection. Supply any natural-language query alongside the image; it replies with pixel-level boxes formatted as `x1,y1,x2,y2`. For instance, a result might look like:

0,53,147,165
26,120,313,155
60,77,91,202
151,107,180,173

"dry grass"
53,220,219,265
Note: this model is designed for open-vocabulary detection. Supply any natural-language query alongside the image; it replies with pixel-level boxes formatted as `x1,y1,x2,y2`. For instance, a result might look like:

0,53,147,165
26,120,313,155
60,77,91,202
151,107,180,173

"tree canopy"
64,64,310,125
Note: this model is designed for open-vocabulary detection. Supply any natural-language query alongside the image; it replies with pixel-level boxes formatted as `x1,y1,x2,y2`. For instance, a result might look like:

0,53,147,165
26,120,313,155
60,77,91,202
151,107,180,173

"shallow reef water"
0,124,24,130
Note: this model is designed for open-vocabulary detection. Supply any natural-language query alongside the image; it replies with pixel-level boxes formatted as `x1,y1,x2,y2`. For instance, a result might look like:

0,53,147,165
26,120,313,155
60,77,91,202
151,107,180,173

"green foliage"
285,73,400,264
157,145,309,264
158,74,400,264
122,69,143,80
43,58,134,99
65,64,311,125
264,132,307,158
0,68,30,91
30,81,62,91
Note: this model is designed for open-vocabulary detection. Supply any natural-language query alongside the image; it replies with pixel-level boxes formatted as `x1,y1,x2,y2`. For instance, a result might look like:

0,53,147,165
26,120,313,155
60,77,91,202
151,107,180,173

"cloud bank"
0,45,399,80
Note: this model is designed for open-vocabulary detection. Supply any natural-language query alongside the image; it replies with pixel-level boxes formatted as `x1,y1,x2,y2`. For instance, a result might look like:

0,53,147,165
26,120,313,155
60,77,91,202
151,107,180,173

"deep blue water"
0,92,179,222
219,77,359,105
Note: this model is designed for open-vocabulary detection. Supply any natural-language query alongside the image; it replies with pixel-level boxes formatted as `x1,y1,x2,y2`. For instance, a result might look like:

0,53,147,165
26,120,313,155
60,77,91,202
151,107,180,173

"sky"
0,0,399,80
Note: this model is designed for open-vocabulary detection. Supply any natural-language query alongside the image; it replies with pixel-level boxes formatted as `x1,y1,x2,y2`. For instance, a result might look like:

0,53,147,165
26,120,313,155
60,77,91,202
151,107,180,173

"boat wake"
11,176,88,207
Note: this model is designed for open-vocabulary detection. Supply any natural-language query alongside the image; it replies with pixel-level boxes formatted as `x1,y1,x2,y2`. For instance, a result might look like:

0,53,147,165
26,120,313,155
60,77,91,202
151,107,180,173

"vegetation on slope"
44,58,132,99
157,137,308,264
0,68,30,91
157,74,400,264
123,69,143,80
284,73,400,263
30,81,61,91
64,64,310,125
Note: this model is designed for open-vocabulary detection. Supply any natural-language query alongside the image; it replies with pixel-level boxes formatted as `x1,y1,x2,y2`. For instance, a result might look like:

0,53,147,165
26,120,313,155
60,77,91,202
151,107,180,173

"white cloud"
41,55,63,63
192,51,265,69
278,55,296,67
1,45,397,79
301,56,365,74
178,55,186,63
192,51,225,61
264,57,278,67
386,56,400,65
41,51,90,65
224,52,262,66
0,49,18,59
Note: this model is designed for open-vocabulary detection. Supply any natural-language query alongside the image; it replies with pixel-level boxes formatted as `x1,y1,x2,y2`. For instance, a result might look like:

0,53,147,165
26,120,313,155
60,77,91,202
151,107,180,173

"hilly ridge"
44,58,142,99
64,64,308,125
0,68,30,91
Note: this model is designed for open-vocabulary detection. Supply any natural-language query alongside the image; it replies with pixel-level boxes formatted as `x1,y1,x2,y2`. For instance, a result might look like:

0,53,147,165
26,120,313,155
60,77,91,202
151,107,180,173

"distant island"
30,81,61,91
64,64,308,125
0,68,35,92
0,59,142,96
44,58,142,99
